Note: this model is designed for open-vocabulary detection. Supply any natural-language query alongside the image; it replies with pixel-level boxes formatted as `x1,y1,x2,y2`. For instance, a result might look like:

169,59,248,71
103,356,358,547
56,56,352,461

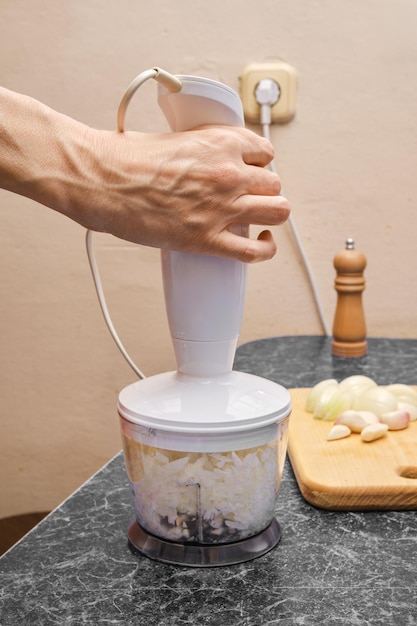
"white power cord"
85,230,146,380
86,68,183,380
255,79,331,337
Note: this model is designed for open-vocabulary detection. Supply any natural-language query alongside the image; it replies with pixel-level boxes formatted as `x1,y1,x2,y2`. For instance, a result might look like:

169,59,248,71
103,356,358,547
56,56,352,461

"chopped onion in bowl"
121,434,286,544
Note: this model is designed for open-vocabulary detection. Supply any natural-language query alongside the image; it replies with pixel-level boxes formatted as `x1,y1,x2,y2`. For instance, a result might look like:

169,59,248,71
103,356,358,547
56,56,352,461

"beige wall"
1,0,416,518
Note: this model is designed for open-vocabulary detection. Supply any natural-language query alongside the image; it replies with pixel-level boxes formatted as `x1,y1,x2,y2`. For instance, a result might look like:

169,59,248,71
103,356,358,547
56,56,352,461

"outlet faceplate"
239,61,298,123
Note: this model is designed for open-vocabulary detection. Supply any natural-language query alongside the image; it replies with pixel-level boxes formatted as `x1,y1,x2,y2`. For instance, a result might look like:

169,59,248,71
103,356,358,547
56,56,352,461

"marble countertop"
1,336,417,625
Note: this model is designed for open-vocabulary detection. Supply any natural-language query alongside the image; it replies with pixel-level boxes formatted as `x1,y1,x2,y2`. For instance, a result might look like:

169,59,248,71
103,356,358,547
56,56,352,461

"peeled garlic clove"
335,410,376,433
360,423,389,442
356,411,380,425
397,401,417,421
326,424,352,441
380,410,410,430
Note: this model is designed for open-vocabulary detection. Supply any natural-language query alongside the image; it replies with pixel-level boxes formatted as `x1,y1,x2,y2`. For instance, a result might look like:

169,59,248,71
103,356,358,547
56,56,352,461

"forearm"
0,86,94,218
0,87,159,236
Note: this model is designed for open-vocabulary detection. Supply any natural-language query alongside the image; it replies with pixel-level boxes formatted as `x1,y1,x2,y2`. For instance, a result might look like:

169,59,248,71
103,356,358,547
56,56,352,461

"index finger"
241,134,275,168
198,125,275,168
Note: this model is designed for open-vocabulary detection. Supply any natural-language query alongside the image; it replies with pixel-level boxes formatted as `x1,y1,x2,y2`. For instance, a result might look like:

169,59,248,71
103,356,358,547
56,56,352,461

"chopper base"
127,517,281,567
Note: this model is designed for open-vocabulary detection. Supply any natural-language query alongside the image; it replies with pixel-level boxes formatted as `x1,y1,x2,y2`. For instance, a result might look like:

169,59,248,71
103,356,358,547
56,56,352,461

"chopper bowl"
118,370,291,565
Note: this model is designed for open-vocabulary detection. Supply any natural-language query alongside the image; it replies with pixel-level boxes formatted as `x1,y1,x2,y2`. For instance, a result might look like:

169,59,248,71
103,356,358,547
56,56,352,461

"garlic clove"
380,410,410,430
326,424,352,441
335,410,377,433
356,411,380,425
397,401,417,421
360,423,389,442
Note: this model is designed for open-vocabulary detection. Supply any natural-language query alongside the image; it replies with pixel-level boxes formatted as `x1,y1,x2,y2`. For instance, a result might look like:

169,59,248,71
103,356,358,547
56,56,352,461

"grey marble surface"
1,336,417,625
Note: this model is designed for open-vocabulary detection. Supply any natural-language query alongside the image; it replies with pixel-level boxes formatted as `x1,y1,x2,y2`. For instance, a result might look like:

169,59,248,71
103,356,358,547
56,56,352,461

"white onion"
307,377,416,443
386,384,417,408
305,379,338,413
312,385,340,419
338,375,377,396
352,386,398,415
305,376,416,423
316,388,353,421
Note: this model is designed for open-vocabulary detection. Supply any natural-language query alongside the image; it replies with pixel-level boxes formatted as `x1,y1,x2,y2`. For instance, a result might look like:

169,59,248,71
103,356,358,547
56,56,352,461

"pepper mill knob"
331,238,367,357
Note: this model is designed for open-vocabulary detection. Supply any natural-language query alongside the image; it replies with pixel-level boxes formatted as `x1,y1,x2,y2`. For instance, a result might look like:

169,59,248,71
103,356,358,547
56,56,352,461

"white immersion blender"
98,68,291,567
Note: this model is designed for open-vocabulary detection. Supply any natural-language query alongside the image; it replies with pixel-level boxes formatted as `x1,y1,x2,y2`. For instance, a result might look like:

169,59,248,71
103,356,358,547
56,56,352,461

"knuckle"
215,161,242,188
270,173,282,195
261,137,275,158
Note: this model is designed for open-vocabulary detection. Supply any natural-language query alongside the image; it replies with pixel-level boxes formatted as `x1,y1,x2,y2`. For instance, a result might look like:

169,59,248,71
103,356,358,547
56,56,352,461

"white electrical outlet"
239,61,298,123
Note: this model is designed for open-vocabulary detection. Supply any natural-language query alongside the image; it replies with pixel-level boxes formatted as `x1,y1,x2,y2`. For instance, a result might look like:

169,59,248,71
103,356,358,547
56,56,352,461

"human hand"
72,125,290,262
0,87,289,262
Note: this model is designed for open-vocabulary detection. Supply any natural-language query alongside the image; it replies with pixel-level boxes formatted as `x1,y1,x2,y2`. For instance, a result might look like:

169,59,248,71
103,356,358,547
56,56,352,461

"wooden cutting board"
287,388,417,511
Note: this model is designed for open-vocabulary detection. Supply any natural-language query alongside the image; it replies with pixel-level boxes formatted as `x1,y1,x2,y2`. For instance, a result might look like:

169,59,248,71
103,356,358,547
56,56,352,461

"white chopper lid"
118,370,291,434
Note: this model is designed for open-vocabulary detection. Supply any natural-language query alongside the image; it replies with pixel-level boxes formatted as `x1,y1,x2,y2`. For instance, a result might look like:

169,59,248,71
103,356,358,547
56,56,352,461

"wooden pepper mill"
331,238,367,357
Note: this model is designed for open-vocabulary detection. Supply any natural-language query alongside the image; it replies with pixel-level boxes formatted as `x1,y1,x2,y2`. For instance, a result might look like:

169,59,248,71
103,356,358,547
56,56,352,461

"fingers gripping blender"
108,68,291,566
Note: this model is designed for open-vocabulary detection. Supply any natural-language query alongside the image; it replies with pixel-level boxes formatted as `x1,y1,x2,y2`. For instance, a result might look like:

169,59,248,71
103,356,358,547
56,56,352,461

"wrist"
0,87,101,225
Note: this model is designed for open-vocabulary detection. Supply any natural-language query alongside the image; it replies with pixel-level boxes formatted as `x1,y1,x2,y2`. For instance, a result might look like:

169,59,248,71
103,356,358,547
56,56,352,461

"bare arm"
0,86,290,262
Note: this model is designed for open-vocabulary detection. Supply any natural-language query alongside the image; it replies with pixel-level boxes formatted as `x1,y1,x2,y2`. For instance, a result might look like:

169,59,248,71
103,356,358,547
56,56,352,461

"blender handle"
157,76,248,376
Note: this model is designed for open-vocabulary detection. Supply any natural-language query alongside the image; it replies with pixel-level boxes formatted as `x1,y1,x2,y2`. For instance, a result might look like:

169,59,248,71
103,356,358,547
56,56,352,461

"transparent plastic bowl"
120,412,289,545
